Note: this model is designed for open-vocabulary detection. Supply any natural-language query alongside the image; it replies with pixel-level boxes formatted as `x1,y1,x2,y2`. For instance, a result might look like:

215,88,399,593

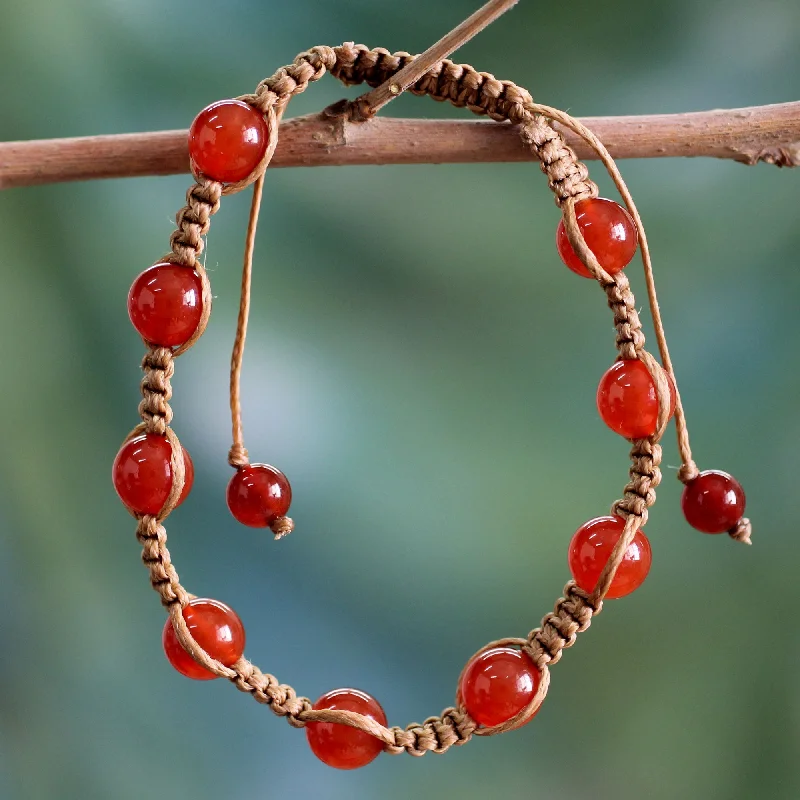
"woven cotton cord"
118,43,748,758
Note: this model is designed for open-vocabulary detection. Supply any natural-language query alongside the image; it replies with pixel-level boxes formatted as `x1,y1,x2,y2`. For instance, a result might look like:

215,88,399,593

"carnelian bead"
597,359,676,439
112,434,194,516
568,516,651,599
226,464,291,528
460,647,541,728
306,689,387,770
162,598,245,681
682,470,746,534
128,263,203,347
188,100,268,184
556,197,638,278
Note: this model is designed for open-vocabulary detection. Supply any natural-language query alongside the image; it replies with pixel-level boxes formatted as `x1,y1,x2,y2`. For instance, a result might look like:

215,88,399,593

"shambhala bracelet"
112,43,751,770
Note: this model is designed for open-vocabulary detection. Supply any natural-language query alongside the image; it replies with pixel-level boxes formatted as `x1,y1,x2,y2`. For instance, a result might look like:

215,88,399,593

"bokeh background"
1,1,799,798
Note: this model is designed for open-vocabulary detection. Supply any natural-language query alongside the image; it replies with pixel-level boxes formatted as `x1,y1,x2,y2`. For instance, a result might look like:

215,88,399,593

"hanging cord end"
271,516,294,541
729,517,753,546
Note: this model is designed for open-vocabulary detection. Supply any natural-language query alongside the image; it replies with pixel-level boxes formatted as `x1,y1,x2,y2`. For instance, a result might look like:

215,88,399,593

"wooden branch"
1,102,798,189
354,0,519,118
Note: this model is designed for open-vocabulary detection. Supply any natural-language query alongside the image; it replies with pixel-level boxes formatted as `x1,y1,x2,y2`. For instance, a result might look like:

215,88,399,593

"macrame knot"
387,709,476,756
169,179,223,266
611,439,663,521
519,115,598,207
135,516,187,607
227,443,249,469
729,517,753,545
526,582,600,668
270,516,294,540
233,661,312,724
432,708,477,748
139,347,174,434
604,273,645,359
678,461,700,483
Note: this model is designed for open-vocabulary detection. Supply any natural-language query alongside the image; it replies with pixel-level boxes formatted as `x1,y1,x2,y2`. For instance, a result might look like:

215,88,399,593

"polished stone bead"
568,515,651,599
128,263,204,347
188,99,268,184
459,646,541,727
226,464,291,527
597,359,676,439
681,470,746,533
306,688,387,769
112,434,193,515
162,598,245,680
556,197,638,278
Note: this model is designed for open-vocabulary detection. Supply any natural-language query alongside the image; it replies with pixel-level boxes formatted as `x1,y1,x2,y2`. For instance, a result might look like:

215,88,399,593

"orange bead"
568,516,651,599
459,647,541,728
128,263,204,348
306,689,387,769
112,434,194,516
226,464,291,528
556,197,638,278
188,100,268,184
162,598,245,680
597,359,676,439
682,470,746,534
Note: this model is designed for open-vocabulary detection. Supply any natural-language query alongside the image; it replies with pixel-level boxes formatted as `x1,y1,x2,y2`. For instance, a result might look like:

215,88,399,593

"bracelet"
111,43,751,770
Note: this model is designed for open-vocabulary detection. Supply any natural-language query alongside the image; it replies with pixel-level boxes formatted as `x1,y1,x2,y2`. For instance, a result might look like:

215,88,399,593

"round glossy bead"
162,598,245,681
112,434,194,516
306,689,387,770
226,464,292,528
556,197,638,278
568,516,651,599
459,647,541,728
188,99,268,184
128,263,204,347
597,359,676,439
681,470,746,534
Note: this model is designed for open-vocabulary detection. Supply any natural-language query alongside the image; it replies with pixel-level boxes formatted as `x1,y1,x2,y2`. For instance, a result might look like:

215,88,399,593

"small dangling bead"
306,689,387,769
597,359,676,439
226,464,292,528
556,197,638,278
112,434,194,516
162,598,245,680
459,647,541,728
681,470,746,534
568,516,651,599
189,99,269,184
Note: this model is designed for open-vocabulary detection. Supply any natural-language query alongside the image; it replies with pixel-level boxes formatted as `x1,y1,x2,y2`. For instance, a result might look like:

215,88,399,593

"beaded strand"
112,43,751,769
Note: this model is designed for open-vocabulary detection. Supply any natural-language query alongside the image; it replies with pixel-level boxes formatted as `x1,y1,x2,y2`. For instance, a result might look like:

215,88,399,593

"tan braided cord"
120,43,749,758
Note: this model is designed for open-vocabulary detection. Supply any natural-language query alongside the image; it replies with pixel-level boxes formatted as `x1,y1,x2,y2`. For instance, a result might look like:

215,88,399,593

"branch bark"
1,101,798,189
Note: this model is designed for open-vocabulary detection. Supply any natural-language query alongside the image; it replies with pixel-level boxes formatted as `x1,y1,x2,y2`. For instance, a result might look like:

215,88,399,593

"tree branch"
1,101,798,189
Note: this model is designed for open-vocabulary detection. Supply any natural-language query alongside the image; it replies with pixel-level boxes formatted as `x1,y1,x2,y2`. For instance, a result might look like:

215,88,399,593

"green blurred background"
1,1,798,798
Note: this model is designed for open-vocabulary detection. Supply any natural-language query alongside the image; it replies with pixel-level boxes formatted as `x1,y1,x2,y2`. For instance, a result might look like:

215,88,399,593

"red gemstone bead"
188,100,268,184
568,516,651,599
597,359,676,439
226,464,292,528
459,647,541,728
112,434,194,515
681,470,746,534
162,598,245,681
128,263,204,347
556,197,638,278
306,689,387,770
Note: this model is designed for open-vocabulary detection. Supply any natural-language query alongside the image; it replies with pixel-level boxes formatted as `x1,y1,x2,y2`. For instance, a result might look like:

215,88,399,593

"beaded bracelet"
112,43,751,770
